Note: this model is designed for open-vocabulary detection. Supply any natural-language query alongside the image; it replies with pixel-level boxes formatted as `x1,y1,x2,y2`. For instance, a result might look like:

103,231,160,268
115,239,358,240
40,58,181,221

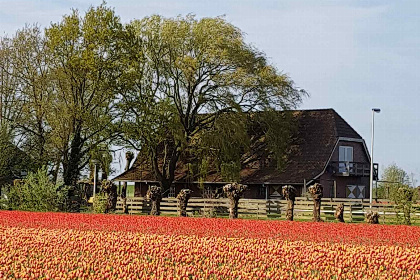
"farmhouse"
113,109,377,199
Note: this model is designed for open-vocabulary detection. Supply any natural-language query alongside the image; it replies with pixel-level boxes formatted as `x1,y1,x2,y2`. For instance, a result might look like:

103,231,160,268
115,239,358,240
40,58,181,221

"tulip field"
0,211,419,279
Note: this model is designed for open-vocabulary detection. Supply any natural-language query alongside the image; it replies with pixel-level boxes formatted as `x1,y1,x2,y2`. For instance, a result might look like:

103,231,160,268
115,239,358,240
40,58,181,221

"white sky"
1,0,420,182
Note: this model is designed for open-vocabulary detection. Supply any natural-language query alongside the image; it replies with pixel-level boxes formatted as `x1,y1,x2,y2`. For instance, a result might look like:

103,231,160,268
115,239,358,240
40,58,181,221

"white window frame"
339,146,354,173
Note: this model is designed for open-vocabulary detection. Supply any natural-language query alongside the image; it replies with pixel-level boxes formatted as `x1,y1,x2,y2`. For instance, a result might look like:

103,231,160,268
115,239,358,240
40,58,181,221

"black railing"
329,161,371,177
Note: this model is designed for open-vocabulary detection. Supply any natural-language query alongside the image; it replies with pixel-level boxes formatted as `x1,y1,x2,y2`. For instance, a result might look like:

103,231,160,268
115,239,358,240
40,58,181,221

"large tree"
0,27,47,188
0,26,55,171
120,15,306,191
45,5,126,186
379,163,417,224
0,5,127,186
0,35,24,135
378,163,411,199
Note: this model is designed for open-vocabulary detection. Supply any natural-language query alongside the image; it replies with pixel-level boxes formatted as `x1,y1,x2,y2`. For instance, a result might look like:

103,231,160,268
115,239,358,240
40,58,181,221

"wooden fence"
116,197,420,224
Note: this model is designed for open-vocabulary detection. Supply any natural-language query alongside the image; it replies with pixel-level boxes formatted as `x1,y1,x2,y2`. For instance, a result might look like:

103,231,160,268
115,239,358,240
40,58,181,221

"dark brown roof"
113,109,364,184
240,109,362,184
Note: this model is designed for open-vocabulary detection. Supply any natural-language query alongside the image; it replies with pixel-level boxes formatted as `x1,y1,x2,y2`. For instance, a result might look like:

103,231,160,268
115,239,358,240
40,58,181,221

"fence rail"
116,197,420,223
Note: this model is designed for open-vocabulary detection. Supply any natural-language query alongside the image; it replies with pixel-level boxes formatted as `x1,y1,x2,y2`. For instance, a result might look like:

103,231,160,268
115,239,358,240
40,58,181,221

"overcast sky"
1,0,419,182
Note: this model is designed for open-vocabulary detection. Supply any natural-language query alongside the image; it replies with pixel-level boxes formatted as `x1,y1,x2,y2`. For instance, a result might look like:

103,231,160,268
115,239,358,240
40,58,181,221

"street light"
92,160,100,199
370,108,381,205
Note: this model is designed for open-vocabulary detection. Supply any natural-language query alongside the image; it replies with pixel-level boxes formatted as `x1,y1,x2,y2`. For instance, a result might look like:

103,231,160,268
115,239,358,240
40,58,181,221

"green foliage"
56,185,72,211
3,167,59,212
392,185,415,225
0,126,32,187
89,144,114,180
92,192,108,214
120,15,305,190
45,5,127,185
381,164,417,225
2,25,53,169
373,185,387,199
256,111,296,170
197,158,209,190
55,184,84,212
1,6,305,191
0,4,128,187
220,162,241,182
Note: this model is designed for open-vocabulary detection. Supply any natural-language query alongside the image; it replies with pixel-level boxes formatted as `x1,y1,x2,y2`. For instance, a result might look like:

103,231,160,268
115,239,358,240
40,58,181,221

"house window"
339,146,353,173
346,185,365,199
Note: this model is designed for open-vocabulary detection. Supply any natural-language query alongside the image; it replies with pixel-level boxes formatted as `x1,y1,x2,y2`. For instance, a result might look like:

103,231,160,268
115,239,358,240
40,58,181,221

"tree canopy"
0,7,307,192
0,4,127,187
119,15,306,190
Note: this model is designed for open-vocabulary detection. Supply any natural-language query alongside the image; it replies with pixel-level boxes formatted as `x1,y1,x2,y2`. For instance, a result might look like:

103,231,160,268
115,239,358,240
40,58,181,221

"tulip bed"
0,211,419,279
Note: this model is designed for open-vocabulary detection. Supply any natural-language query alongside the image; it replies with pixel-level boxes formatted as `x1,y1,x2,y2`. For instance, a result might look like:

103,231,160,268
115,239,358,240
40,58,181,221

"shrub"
0,191,10,210
4,167,59,212
390,185,415,225
92,192,108,214
56,185,79,212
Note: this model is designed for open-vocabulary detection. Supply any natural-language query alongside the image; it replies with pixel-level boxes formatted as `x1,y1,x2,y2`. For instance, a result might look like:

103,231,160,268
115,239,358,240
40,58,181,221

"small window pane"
346,147,353,162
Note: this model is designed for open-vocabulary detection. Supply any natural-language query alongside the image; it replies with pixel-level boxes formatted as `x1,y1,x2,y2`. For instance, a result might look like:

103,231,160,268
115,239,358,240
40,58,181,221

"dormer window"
339,146,353,173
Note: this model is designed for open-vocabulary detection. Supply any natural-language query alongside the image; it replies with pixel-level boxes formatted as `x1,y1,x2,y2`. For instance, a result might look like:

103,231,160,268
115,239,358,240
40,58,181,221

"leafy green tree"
380,163,417,225
45,5,127,186
0,35,24,135
88,143,113,181
0,25,55,172
379,163,411,199
120,15,305,191
0,31,33,188
392,185,415,225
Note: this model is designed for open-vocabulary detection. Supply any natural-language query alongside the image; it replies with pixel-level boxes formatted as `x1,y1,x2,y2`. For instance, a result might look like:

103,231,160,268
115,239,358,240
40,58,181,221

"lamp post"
370,108,381,204
92,160,100,199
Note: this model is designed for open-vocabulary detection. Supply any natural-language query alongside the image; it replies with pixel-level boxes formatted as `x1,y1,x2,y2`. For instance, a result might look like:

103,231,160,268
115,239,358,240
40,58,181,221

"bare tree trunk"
309,183,323,222
286,200,295,220
147,186,162,216
52,159,61,185
150,199,161,216
335,203,345,223
313,199,321,222
150,143,181,197
282,185,297,221
177,189,192,217
63,124,83,187
365,210,379,224
223,183,247,219
101,171,108,181
229,198,239,219
121,151,134,214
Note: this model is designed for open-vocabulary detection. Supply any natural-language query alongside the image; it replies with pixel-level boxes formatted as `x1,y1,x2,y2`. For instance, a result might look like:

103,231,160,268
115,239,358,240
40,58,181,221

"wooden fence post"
383,207,386,224
114,197,420,223
257,201,260,219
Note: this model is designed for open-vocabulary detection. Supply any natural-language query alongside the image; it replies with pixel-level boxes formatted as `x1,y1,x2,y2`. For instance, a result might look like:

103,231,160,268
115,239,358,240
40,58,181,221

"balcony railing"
329,161,373,177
